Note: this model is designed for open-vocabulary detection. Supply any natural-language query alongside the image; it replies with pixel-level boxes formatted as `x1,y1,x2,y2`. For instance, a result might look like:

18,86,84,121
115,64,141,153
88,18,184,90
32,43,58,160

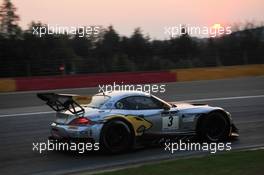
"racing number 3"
162,115,179,130
168,116,173,127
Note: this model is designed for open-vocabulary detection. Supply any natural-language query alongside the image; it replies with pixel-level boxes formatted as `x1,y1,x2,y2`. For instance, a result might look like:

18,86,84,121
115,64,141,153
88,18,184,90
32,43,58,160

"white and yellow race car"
37,91,238,153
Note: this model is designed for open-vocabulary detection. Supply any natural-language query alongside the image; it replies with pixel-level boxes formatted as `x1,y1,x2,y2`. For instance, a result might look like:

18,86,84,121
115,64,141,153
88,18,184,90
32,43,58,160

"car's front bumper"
230,123,239,137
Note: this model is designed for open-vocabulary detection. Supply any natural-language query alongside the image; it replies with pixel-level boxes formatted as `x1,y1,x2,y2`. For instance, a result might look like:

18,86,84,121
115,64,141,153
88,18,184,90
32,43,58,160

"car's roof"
96,90,151,99
93,90,170,109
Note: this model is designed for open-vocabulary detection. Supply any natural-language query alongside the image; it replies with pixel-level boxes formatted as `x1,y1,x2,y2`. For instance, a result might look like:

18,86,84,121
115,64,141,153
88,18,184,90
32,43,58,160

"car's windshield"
87,95,111,108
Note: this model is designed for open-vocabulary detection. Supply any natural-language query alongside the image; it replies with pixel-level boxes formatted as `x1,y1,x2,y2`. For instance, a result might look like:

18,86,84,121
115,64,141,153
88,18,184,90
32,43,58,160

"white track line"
180,94,264,102
0,111,54,118
0,94,264,118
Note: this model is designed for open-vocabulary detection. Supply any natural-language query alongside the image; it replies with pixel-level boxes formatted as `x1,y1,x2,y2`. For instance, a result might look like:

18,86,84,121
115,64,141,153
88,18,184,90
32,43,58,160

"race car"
37,91,238,153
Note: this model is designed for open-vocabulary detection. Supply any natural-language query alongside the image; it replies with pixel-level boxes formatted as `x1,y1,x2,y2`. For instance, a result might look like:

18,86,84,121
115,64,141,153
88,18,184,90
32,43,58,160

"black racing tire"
197,111,231,142
100,120,133,154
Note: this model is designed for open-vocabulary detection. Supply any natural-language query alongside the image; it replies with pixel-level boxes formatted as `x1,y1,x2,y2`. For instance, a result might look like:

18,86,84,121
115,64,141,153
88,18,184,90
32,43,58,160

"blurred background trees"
0,0,21,38
0,0,263,77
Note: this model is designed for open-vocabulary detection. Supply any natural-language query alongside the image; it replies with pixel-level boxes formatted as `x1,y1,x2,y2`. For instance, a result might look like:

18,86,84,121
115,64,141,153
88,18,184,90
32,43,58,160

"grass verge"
92,149,264,175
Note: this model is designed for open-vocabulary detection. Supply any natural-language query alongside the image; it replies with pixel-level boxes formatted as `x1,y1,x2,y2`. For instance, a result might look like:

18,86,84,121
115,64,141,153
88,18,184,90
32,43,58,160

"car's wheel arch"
106,116,135,135
103,115,136,142
195,109,232,140
99,116,137,153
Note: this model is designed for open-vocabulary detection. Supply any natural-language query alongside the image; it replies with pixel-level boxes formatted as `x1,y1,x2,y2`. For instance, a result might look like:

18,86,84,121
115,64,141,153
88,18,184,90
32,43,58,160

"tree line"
0,0,263,77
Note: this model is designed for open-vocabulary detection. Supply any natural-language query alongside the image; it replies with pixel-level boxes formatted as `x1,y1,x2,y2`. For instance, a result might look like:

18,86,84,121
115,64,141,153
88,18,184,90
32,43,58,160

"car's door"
114,95,170,134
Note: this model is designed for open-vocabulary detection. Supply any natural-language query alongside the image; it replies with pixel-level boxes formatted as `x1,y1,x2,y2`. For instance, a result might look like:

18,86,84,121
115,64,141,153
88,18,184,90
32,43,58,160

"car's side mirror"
163,104,171,110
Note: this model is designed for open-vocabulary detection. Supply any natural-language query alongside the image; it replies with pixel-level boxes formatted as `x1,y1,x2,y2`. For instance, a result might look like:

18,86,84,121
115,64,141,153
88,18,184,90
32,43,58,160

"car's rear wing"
37,93,91,115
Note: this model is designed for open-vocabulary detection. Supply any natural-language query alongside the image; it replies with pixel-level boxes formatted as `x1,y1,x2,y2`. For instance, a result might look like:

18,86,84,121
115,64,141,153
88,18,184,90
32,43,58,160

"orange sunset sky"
6,0,264,39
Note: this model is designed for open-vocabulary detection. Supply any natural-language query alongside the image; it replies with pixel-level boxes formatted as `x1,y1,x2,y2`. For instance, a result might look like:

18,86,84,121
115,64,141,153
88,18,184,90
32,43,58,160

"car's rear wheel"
198,111,231,142
100,120,133,153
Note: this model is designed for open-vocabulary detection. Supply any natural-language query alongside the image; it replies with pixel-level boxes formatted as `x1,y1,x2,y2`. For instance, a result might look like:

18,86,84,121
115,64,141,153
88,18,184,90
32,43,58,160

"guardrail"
171,64,264,81
0,64,264,92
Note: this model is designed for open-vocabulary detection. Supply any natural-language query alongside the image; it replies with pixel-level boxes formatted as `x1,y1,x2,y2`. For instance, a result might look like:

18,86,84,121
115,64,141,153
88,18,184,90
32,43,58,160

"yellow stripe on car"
106,115,153,136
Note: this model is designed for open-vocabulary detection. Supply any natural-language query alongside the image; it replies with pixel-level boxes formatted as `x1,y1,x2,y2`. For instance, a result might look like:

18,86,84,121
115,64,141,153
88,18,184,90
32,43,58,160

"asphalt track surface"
0,76,264,175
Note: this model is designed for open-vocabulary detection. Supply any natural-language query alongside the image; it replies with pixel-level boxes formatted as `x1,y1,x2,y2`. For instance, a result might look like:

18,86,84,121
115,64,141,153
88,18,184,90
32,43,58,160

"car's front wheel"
198,111,231,142
100,120,133,153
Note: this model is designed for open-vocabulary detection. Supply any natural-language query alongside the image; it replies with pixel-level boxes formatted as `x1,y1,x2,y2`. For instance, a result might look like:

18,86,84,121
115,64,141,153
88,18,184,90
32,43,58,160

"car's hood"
174,103,222,114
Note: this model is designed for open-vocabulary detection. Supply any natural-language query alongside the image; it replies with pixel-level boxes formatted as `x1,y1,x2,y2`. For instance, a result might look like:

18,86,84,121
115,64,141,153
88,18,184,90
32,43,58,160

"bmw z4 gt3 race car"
37,91,239,153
